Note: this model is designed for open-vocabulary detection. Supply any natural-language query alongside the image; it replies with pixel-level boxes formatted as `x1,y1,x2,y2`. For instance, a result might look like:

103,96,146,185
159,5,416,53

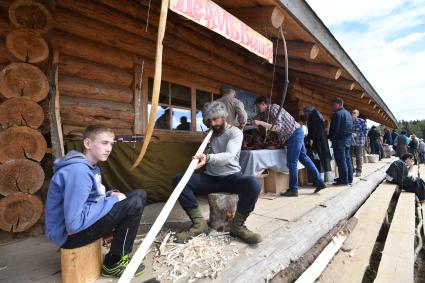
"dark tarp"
65,141,199,202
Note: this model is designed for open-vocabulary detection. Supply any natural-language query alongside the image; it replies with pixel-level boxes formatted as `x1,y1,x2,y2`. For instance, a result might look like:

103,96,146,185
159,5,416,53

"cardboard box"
264,170,290,194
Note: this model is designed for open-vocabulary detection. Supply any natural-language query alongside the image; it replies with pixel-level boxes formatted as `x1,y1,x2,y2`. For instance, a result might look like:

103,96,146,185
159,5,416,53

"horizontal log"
228,6,284,36
60,104,134,123
276,40,320,60
59,55,134,87
47,31,135,70
60,113,133,129
283,59,341,80
0,97,45,128
6,30,49,63
99,0,274,81
60,96,134,112
289,70,355,91
62,125,133,136
53,5,273,95
59,76,133,104
0,159,45,196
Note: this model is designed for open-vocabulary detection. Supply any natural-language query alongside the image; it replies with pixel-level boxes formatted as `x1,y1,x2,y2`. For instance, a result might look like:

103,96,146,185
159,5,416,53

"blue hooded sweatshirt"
45,150,118,247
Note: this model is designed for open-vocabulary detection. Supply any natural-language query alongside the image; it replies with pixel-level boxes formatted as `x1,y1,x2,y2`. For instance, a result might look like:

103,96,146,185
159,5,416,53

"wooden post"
49,50,65,159
208,193,238,232
133,62,144,134
61,239,102,283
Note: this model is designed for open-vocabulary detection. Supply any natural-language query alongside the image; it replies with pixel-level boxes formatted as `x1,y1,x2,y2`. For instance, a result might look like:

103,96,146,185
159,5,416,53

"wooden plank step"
374,192,415,283
317,183,397,283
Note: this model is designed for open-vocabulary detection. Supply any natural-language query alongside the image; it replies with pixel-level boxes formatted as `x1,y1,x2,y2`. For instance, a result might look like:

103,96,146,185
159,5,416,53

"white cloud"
307,0,425,122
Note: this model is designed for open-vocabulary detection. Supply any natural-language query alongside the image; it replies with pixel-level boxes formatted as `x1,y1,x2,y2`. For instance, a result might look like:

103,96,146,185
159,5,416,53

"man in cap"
172,101,262,244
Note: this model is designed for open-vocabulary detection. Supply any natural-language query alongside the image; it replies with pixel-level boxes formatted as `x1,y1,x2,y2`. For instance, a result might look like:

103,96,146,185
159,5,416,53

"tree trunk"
0,97,44,128
0,126,47,162
8,0,54,34
0,63,49,102
208,193,238,232
0,159,45,196
0,192,43,232
6,30,49,63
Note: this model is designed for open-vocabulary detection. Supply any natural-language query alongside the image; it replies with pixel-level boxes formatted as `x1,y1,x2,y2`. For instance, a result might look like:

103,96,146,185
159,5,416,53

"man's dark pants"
62,189,146,257
173,172,261,214
351,145,364,173
333,138,353,184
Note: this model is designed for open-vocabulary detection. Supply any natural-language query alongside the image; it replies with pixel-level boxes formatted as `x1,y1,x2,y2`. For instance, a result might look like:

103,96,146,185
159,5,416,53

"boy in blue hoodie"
45,125,146,278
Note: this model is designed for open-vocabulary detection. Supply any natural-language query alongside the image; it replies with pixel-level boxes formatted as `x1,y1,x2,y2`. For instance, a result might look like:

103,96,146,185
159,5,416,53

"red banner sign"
170,0,274,63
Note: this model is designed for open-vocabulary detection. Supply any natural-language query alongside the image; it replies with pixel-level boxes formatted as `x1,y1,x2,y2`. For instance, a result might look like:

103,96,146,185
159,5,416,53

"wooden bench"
61,239,102,283
374,192,416,283
317,183,397,283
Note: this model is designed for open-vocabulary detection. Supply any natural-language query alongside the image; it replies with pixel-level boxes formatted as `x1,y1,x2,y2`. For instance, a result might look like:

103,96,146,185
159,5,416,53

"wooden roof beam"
228,6,284,37
288,70,355,91
279,58,342,80
276,40,320,60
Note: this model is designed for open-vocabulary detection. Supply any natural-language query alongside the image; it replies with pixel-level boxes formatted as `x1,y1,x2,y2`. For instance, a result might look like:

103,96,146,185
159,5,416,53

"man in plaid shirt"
351,109,368,177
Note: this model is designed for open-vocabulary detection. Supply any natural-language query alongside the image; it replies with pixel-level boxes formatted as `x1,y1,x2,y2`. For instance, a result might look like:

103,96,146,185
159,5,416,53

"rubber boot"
175,207,208,243
230,211,262,244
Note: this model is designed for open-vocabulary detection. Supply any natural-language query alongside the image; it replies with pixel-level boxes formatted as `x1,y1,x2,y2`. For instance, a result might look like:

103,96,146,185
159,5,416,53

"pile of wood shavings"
152,231,239,282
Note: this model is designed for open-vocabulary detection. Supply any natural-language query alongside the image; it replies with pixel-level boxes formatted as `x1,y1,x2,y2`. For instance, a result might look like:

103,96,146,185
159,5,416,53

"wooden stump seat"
61,239,102,283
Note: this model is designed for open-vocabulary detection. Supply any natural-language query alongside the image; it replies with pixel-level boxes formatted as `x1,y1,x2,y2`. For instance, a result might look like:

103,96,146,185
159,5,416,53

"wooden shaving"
152,231,238,282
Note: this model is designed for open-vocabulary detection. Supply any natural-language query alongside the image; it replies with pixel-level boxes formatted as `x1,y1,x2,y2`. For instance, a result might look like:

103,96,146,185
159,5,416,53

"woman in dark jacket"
386,153,425,200
304,107,332,181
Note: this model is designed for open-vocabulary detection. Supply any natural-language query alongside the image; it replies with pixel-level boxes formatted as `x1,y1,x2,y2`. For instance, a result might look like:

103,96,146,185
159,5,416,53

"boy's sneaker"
101,254,145,278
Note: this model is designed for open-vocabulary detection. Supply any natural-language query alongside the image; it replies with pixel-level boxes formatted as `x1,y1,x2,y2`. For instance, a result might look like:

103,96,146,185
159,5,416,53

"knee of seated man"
243,177,261,195
132,189,147,205
172,173,184,187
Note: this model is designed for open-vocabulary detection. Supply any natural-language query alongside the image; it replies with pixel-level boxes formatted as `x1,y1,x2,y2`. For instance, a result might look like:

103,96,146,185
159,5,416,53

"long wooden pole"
118,130,213,283
132,0,169,169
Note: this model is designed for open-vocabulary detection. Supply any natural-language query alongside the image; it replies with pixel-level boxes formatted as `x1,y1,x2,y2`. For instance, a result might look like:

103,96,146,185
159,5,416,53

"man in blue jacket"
329,98,353,185
45,125,146,278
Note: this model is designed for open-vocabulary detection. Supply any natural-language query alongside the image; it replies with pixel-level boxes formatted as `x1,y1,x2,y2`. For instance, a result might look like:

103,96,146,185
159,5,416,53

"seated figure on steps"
386,153,425,201
172,101,262,244
45,125,147,278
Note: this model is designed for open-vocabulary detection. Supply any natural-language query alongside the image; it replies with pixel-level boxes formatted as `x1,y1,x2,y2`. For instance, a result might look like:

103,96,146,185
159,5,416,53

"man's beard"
212,124,226,136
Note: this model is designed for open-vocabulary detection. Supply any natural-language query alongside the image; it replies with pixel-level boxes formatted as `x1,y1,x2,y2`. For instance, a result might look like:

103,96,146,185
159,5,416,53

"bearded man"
172,101,262,244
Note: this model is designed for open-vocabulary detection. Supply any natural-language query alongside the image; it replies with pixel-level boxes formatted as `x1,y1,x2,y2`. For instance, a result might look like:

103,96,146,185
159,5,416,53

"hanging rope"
264,26,289,143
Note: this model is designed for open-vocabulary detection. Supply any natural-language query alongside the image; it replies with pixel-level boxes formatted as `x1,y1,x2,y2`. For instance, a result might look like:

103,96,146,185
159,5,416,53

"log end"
6,30,49,63
309,44,320,60
8,0,54,34
334,68,342,80
271,7,285,29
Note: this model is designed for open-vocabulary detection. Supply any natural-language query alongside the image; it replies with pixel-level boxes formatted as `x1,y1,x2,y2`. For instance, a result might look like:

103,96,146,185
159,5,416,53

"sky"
306,0,425,123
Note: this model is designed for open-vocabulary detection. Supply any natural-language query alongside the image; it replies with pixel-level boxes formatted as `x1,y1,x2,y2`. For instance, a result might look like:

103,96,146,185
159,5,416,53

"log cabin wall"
4,0,279,140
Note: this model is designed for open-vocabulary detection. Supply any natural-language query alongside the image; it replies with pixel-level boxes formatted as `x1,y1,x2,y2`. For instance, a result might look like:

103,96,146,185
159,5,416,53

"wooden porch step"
317,182,397,283
374,192,416,283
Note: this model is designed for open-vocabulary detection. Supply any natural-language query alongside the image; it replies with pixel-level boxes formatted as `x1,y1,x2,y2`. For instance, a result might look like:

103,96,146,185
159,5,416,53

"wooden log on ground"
277,40,320,60
0,97,44,128
317,183,397,283
374,192,415,283
61,239,102,283
208,193,238,232
0,63,49,102
0,126,47,162
283,59,342,80
213,161,392,283
59,76,133,104
0,192,43,232
5,30,49,63
0,159,45,196
8,0,53,34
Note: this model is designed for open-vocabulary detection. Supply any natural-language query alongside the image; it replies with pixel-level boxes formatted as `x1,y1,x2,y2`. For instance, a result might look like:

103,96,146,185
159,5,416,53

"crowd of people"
43,88,425,277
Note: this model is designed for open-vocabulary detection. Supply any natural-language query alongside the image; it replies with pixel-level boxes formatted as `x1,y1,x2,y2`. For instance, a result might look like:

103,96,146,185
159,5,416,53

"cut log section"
8,0,54,34
0,192,43,232
0,159,45,196
0,126,47,162
277,40,320,61
0,97,44,128
229,6,284,36
284,59,342,80
208,193,238,232
6,30,49,63
0,63,49,102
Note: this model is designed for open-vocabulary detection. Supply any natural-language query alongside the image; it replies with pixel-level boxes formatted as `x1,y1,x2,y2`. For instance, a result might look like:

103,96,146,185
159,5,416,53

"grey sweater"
206,126,242,176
